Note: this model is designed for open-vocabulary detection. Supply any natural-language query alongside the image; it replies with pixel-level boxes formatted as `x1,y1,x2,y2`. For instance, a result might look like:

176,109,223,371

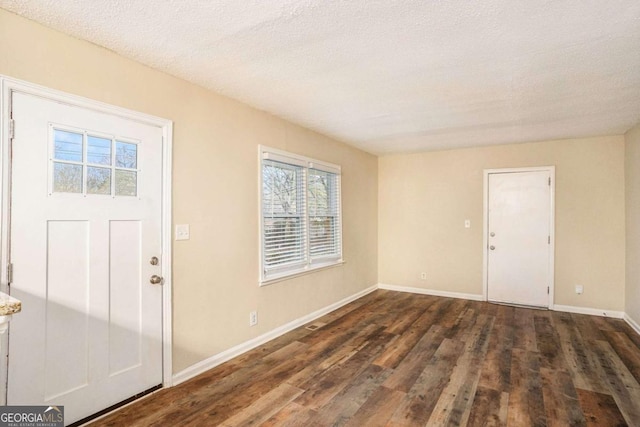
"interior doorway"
483,167,555,308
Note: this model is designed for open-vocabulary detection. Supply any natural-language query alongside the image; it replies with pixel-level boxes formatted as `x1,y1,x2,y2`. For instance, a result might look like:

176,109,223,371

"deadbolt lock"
150,256,159,266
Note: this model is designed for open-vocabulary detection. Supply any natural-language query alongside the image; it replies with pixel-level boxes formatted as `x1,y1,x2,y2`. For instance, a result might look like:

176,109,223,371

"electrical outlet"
249,311,258,326
420,272,427,280
575,285,584,295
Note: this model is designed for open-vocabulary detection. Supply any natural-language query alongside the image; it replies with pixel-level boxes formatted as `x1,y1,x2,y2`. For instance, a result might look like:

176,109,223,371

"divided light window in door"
51,127,139,197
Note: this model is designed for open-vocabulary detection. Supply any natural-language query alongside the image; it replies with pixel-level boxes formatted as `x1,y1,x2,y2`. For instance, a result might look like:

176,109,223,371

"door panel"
45,220,90,401
7,92,164,425
487,171,551,307
109,220,142,376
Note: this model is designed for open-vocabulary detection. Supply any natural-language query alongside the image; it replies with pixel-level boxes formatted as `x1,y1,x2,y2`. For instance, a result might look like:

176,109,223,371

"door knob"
150,275,163,285
489,245,496,250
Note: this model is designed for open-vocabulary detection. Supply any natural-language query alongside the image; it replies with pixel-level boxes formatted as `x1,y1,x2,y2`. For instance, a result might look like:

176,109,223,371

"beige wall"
0,9,378,372
626,123,640,324
379,136,626,311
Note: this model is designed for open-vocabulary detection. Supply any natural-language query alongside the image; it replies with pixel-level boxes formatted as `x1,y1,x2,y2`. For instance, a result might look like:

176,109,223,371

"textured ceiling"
1,0,639,154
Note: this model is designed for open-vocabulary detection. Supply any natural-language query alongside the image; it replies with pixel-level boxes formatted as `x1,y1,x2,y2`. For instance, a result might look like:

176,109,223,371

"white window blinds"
308,169,341,262
260,147,342,283
262,160,306,270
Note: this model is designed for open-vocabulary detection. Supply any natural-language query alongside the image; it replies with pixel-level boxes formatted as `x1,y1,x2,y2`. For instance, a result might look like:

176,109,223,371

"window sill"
259,260,345,286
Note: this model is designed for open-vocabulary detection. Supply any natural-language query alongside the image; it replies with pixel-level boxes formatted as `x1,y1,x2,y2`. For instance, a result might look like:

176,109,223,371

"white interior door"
7,92,164,425
487,170,552,307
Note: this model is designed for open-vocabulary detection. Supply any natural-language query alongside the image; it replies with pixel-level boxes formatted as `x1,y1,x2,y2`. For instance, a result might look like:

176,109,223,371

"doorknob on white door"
150,275,163,285
489,245,496,250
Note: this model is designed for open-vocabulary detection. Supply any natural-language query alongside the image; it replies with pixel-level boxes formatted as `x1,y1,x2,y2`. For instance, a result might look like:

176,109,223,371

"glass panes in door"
51,128,139,197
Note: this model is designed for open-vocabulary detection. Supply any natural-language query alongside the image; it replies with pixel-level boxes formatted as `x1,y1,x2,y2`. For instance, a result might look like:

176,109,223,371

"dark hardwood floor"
90,290,640,426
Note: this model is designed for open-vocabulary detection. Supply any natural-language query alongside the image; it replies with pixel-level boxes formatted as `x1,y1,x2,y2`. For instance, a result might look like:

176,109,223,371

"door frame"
0,76,174,403
482,166,555,308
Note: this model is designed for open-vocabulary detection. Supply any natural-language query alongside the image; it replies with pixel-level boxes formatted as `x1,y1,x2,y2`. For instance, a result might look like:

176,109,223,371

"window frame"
48,123,141,198
259,146,343,285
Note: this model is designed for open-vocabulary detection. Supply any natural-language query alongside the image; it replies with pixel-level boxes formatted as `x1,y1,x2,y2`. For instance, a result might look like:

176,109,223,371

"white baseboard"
624,313,640,335
377,283,484,301
376,284,629,320
172,284,378,385
552,304,624,319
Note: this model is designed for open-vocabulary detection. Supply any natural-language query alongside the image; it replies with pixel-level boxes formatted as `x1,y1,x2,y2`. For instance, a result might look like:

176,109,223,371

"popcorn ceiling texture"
1,0,639,154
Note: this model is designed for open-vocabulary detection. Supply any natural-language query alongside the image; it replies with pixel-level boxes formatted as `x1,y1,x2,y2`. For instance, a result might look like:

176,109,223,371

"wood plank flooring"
89,290,640,426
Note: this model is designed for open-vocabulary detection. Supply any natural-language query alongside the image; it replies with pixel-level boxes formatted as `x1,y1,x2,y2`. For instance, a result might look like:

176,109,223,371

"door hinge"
547,286,550,294
9,119,15,140
548,235,551,244
548,177,551,186
7,262,13,284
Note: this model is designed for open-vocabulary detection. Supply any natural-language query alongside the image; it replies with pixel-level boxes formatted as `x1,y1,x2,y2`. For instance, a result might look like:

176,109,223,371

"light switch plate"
175,224,190,241
464,219,471,228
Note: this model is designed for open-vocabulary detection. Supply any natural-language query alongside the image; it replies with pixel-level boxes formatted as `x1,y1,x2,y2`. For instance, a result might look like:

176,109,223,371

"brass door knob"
150,275,163,285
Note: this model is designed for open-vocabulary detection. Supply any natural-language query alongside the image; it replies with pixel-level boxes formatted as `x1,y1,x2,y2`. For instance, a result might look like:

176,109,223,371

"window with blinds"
262,160,306,270
308,169,340,261
260,147,342,283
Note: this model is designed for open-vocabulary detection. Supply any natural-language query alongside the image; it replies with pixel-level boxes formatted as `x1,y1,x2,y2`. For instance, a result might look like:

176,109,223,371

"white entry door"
7,92,164,424
486,170,552,308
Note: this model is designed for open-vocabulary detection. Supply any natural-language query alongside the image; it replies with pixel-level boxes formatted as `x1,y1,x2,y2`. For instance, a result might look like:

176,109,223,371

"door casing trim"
482,166,556,308
0,75,174,404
